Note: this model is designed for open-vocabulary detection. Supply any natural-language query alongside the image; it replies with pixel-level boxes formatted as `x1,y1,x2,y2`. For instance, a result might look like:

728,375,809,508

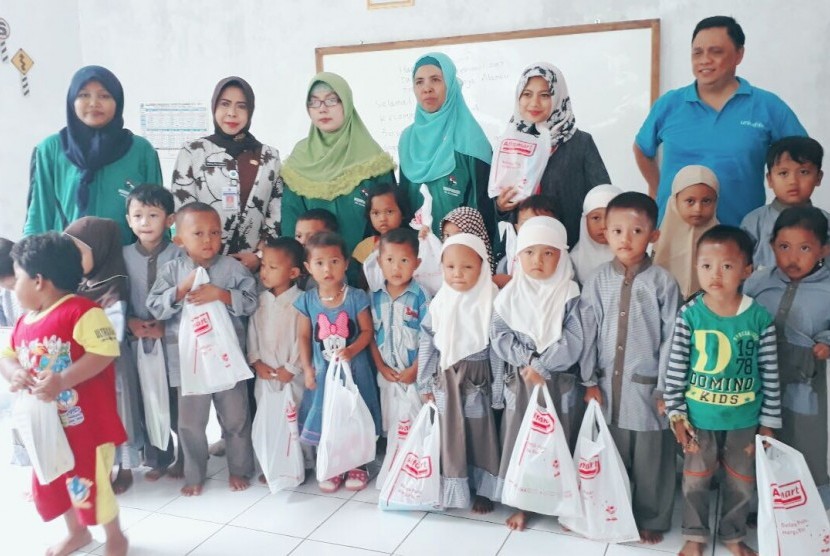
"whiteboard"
318,20,659,194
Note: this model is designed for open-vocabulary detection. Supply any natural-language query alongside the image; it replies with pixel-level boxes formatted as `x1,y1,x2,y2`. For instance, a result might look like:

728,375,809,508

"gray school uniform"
123,241,183,468
417,313,504,509
489,299,583,502
741,200,830,271
147,254,258,485
745,265,830,486
579,257,680,531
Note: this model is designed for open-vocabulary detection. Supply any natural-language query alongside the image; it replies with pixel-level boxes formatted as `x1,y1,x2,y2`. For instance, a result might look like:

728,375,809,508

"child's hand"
520,366,546,388
128,317,147,339
177,270,198,299
144,320,165,339
273,367,295,384
335,347,353,362
304,369,317,390
7,367,35,393
31,369,65,401
398,366,417,385
422,392,435,404
656,398,667,416
670,415,698,454
496,186,520,212
814,343,830,360
378,363,400,384
418,227,429,240
186,284,227,306
493,274,512,289
584,385,603,406
253,361,276,380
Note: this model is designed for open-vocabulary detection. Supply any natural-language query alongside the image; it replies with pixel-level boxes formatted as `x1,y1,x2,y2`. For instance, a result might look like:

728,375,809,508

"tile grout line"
286,496,351,555
389,511,429,554
495,529,512,555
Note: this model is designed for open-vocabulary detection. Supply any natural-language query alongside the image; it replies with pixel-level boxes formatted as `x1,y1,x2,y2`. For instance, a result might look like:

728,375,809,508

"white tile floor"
0,403,756,556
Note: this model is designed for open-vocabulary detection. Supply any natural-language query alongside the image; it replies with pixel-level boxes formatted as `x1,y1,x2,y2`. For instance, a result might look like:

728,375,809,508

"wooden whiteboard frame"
316,19,660,104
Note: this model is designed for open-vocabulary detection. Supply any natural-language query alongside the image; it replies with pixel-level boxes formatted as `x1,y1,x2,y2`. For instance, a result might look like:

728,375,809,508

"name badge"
222,185,240,212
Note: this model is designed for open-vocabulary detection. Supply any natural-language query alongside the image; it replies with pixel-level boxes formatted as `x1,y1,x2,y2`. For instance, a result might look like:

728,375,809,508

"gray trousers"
609,425,676,532
177,381,254,486
682,427,756,543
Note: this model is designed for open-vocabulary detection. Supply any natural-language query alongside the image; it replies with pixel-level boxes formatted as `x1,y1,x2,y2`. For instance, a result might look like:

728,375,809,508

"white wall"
1,0,828,240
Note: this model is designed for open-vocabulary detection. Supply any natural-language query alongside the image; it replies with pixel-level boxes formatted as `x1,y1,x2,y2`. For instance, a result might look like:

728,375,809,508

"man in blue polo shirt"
634,16,807,226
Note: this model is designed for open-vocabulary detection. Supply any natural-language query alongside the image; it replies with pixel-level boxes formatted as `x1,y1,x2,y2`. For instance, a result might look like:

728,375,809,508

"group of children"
2,134,829,556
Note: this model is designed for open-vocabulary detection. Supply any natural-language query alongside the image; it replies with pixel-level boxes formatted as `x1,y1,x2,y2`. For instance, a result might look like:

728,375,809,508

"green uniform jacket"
25,133,162,244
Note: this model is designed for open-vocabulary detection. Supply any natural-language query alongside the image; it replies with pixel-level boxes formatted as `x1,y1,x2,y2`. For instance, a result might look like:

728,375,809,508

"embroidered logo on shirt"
355,197,366,208
442,186,461,197
404,306,419,319
740,120,766,129
57,388,85,426
66,476,94,509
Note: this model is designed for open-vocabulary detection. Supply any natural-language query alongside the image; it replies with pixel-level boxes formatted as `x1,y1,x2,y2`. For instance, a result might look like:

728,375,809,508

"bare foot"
724,541,756,556
229,475,250,491
679,540,704,556
45,528,92,556
111,468,133,495
208,439,226,457
180,483,204,496
472,495,494,514
640,529,664,544
167,460,184,479
103,531,129,556
506,510,528,531
144,467,167,481
258,473,267,485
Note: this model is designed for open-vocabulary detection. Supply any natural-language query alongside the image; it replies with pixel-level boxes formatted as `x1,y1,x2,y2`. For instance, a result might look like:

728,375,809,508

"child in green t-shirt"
663,225,781,556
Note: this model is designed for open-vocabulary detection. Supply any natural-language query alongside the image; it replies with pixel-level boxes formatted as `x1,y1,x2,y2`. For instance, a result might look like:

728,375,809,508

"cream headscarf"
430,233,498,370
495,217,579,352
653,165,720,298
570,184,622,283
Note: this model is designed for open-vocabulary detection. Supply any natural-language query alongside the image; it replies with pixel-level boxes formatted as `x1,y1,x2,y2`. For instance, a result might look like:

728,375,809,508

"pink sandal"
318,474,344,493
344,468,369,492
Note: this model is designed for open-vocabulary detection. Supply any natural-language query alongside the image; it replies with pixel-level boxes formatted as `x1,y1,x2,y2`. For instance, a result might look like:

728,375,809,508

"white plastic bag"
498,221,517,275
362,249,385,293
501,384,581,517
377,383,423,487
378,401,442,511
756,435,830,555
178,266,253,396
410,184,443,296
252,380,304,493
487,128,552,202
316,358,376,481
12,392,75,484
136,339,171,450
559,399,640,543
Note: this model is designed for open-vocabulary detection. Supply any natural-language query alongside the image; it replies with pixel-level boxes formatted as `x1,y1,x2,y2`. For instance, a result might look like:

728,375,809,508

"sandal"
318,474,344,493
344,468,369,492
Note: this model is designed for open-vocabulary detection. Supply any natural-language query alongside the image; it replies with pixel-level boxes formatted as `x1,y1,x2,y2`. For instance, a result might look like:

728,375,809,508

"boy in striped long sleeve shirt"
663,225,781,556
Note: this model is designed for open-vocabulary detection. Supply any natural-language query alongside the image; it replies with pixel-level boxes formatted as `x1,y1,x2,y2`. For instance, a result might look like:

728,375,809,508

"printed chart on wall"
140,102,209,150
318,20,659,194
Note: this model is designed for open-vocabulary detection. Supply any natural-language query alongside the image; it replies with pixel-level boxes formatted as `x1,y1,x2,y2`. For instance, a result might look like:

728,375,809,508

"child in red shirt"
0,233,128,556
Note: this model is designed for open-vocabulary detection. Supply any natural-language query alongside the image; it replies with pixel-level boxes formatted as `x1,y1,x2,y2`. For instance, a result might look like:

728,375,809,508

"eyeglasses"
307,97,340,109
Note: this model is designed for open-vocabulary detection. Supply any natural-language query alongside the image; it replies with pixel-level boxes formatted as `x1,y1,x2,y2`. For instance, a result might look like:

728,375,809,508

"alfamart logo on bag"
285,400,298,423
402,452,432,479
579,456,601,479
500,139,536,156
396,419,412,440
192,312,212,336
531,410,556,434
771,480,807,509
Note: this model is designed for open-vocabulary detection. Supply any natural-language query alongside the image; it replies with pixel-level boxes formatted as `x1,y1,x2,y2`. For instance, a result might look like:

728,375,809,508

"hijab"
439,206,495,273
510,63,576,148
653,165,720,298
571,184,622,283
398,52,492,183
430,233,498,370
64,217,129,309
495,216,579,352
206,76,262,159
59,66,134,214
280,72,395,201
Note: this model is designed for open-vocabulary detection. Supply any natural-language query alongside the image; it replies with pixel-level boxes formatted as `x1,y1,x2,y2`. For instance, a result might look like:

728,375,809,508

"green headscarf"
398,52,492,184
280,72,395,201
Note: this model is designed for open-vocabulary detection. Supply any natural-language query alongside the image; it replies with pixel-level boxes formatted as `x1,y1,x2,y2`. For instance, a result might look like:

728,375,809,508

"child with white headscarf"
570,184,622,284
490,216,583,530
417,233,502,513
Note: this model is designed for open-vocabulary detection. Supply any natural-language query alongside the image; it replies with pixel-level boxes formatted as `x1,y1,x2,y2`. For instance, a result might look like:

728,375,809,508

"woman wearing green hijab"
280,73,396,267
398,53,495,243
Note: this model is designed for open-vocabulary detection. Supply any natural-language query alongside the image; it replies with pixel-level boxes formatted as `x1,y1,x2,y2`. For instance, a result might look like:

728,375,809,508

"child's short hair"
379,228,419,256
697,225,754,265
263,237,305,269
12,233,83,292
772,206,829,245
766,136,824,171
515,194,557,221
0,238,15,278
297,208,339,232
692,16,745,48
126,183,175,215
305,231,348,260
175,201,218,226
364,182,411,225
605,191,658,229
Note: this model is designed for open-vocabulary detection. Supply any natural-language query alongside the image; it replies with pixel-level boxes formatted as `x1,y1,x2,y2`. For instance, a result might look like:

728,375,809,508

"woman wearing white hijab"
490,216,583,530
570,184,623,284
